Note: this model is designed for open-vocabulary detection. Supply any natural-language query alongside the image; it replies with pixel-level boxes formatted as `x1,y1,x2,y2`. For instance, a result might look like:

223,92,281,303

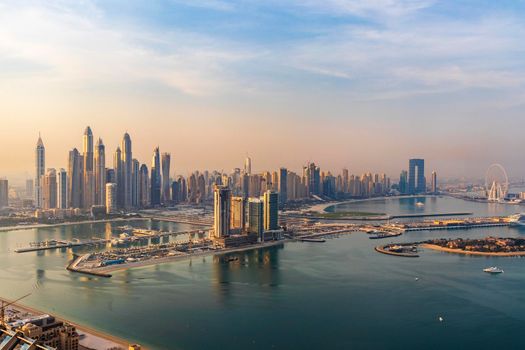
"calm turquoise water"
1,198,525,349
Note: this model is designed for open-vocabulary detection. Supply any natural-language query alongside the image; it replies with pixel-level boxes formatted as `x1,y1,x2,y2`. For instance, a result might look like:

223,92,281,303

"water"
1,198,525,349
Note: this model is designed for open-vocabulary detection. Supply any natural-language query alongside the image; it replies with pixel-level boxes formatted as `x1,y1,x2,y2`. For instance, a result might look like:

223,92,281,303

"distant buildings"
263,190,279,231
83,127,95,209
278,167,287,206
94,138,106,206
106,183,117,214
431,170,438,194
399,170,408,194
0,179,8,208
408,159,426,194
150,147,161,206
248,198,264,240
58,169,68,209
161,153,171,205
43,169,57,209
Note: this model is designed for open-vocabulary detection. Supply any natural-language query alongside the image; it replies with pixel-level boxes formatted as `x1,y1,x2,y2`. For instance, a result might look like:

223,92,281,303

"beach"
420,243,525,257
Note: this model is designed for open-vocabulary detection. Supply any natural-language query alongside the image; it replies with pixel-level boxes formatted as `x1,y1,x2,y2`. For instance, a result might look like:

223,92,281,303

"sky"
1,0,525,183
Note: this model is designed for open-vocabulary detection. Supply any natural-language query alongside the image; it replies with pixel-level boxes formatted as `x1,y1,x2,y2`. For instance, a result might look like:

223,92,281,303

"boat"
483,267,504,274
509,213,525,226
299,238,326,243
415,202,425,207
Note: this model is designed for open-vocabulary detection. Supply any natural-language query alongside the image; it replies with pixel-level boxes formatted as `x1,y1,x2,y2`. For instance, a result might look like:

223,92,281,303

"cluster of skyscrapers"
398,159,437,194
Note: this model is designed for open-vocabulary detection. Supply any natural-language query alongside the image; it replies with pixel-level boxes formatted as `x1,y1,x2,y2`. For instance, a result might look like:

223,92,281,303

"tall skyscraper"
408,159,426,194
139,164,149,207
0,179,8,208
35,134,45,208
68,148,82,209
114,147,123,208
105,183,117,214
161,153,171,204
278,167,287,206
431,170,437,194
263,190,279,231
43,168,57,209
83,127,94,209
121,133,133,209
230,196,245,233
213,185,231,238
244,156,252,175
94,138,106,206
150,147,161,206
248,198,264,241
57,168,68,209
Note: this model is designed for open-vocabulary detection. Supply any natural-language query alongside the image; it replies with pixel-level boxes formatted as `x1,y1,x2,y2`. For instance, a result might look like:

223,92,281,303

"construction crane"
0,294,31,329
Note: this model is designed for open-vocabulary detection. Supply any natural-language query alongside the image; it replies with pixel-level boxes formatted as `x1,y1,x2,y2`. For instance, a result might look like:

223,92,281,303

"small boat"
414,277,419,281
415,202,425,207
299,238,326,243
483,267,504,274
438,316,444,322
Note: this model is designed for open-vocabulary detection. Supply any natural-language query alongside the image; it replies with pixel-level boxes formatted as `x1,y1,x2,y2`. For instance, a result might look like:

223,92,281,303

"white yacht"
483,267,504,274
509,213,525,226
415,202,425,207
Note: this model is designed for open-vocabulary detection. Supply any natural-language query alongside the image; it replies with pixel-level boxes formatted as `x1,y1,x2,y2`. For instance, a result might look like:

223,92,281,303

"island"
421,237,525,256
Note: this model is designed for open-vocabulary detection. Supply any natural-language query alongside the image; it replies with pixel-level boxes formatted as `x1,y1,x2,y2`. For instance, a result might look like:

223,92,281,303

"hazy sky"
1,0,525,182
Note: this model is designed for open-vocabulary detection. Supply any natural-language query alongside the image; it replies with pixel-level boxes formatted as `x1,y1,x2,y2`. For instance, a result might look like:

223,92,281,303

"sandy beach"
421,243,525,257
0,296,137,350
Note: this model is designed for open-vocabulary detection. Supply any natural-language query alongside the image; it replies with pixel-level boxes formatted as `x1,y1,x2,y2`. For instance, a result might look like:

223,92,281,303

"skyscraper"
122,133,133,209
399,170,408,194
83,127,94,209
105,183,117,214
68,148,82,209
161,153,171,204
35,135,45,208
94,138,106,206
213,185,231,238
114,147,123,208
431,170,437,194
263,190,279,231
43,168,57,209
150,147,161,206
57,169,68,209
0,179,8,208
248,198,264,241
139,164,149,207
230,196,245,233
278,167,287,206
244,156,252,175
408,159,426,194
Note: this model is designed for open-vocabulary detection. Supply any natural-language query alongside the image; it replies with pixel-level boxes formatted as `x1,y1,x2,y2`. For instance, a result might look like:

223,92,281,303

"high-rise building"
399,170,408,194
150,147,161,206
213,185,231,238
431,170,437,194
121,133,132,208
113,147,123,208
263,190,279,231
244,156,252,175
67,148,82,209
105,183,117,214
248,198,264,241
35,134,45,208
57,168,68,209
278,167,287,206
132,159,140,208
0,179,8,208
230,196,245,233
408,159,426,194
94,138,106,206
139,164,149,207
83,126,95,209
43,168,57,209
161,153,171,205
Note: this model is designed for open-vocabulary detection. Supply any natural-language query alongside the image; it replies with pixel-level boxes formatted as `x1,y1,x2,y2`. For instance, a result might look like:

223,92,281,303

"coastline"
0,217,149,232
0,296,137,350
421,243,525,257
88,239,289,274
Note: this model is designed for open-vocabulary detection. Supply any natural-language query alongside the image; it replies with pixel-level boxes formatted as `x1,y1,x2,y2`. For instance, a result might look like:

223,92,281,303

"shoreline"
421,243,525,257
0,217,149,232
84,239,289,275
0,296,137,350
309,195,439,213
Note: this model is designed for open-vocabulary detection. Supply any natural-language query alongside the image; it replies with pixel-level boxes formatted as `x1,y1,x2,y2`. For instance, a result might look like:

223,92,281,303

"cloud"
0,1,253,95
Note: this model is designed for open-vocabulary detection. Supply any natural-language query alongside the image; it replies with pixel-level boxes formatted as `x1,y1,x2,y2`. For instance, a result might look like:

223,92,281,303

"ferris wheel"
485,164,509,201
